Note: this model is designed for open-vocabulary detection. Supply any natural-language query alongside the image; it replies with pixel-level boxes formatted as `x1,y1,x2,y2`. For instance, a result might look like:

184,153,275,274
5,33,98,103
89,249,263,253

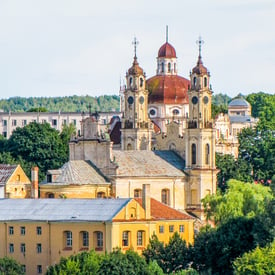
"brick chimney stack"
31,166,39,199
142,184,151,220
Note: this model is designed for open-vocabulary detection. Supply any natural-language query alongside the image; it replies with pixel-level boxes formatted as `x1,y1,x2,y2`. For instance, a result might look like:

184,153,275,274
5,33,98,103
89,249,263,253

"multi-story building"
0,111,121,138
0,186,194,275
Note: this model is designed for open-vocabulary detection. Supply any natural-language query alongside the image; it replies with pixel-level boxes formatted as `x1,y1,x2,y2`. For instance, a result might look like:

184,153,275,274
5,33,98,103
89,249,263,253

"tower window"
193,77,197,86
172,109,180,115
129,77,133,86
205,144,210,165
161,62,164,73
140,77,144,87
204,77,207,88
174,63,176,73
192,144,196,165
168,63,171,72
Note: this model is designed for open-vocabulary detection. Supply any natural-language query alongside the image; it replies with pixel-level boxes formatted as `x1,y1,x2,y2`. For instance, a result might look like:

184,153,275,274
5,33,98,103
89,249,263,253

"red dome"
147,75,190,104
192,56,208,74
158,42,176,58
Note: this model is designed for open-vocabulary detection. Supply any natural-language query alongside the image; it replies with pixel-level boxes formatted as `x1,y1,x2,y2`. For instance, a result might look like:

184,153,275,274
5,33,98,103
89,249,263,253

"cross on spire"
196,36,204,58
132,37,139,58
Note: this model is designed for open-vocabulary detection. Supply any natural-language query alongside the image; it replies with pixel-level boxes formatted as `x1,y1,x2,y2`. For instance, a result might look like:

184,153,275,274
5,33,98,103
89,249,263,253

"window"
20,226,25,235
169,225,174,233
134,189,142,198
37,265,42,274
168,63,171,72
20,243,26,253
129,77,133,86
94,231,103,250
22,120,27,126
140,77,144,87
205,144,210,165
48,193,54,198
2,120,7,126
192,144,196,165
174,63,176,72
37,226,42,235
137,231,144,246
193,77,197,86
64,231,72,248
16,174,20,181
179,225,184,233
96,192,105,198
2,132,7,138
122,231,129,246
37,243,42,253
52,119,57,126
161,62,164,73
9,243,14,253
161,189,170,205
159,225,164,233
72,119,76,126
62,119,67,125
41,119,47,124
172,109,180,115
204,77,207,87
22,265,26,273
9,226,14,235
12,120,17,126
82,231,89,247
149,109,156,117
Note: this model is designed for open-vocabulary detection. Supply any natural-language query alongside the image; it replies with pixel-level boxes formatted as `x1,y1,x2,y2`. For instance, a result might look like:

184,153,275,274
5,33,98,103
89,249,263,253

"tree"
6,122,68,181
233,240,275,275
27,107,48,112
98,249,150,275
202,179,273,225
60,124,77,158
0,257,24,275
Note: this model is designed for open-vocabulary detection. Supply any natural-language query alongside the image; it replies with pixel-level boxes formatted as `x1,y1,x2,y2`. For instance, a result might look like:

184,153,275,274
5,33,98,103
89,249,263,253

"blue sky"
0,0,274,99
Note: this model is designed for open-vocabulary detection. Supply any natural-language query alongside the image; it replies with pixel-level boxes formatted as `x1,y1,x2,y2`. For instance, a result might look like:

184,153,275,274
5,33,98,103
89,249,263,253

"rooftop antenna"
166,25,168,42
132,37,139,58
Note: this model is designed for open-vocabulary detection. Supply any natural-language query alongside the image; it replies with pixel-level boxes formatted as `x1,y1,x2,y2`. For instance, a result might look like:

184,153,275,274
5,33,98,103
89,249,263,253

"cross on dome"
196,36,204,58
132,37,139,58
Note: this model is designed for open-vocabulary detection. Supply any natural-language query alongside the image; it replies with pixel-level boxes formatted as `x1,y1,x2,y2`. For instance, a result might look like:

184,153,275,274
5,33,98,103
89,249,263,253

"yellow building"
0,185,194,275
40,160,110,199
0,164,31,198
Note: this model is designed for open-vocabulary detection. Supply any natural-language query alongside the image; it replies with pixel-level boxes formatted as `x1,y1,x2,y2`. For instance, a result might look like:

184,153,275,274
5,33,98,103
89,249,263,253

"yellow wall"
40,185,111,199
5,166,31,198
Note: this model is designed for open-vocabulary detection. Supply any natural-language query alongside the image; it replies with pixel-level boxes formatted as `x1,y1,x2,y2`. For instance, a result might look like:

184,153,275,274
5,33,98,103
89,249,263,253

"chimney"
142,184,151,220
31,167,39,199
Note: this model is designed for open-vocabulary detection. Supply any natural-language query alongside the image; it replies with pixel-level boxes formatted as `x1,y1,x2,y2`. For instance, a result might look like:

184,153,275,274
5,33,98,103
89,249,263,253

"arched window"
129,77,133,86
174,63,176,73
134,189,142,198
127,143,132,150
205,144,210,165
80,231,89,248
93,231,103,251
192,144,196,165
137,230,145,246
161,62,164,73
193,77,197,86
97,192,105,198
161,189,170,205
204,77,207,87
168,63,171,72
169,143,176,151
63,231,72,249
140,77,143,87
47,193,54,198
172,109,180,116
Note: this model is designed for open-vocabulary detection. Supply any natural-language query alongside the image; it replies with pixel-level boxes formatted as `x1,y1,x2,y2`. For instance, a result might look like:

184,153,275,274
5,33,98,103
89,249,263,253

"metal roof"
228,98,250,107
41,160,110,185
229,115,253,123
112,150,185,177
0,164,17,184
0,198,130,222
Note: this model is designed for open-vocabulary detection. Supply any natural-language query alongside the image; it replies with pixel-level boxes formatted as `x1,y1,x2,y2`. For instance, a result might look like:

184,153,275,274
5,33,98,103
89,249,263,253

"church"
40,35,219,220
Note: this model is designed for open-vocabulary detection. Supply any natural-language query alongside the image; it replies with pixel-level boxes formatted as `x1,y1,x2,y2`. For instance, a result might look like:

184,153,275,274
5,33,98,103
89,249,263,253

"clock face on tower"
203,96,209,104
127,96,134,105
192,96,198,105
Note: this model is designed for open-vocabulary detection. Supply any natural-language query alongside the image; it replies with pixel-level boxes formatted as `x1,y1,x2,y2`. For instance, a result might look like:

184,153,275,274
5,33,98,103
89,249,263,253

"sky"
0,0,274,99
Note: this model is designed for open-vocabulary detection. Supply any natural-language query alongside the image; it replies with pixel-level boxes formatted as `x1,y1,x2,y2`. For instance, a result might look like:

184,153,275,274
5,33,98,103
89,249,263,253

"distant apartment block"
0,111,122,138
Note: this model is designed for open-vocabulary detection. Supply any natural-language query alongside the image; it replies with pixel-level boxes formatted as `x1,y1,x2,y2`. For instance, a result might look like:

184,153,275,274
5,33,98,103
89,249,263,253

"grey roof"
0,198,130,222
112,150,185,177
228,97,250,107
229,115,253,123
0,164,17,184
41,160,110,185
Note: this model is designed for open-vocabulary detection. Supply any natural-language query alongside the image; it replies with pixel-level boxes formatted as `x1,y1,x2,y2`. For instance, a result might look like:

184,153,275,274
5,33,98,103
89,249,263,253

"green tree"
202,179,273,225
27,107,48,112
233,240,275,275
60,123,77,158
0,257,24,275
6,122,68,181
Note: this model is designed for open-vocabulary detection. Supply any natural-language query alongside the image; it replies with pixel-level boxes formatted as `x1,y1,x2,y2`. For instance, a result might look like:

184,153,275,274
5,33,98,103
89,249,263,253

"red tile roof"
135,198,193,220
147,75,190,104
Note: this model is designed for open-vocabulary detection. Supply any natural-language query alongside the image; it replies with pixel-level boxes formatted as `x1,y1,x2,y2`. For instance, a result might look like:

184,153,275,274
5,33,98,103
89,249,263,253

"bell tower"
185,37,218,218
121,38,152,150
